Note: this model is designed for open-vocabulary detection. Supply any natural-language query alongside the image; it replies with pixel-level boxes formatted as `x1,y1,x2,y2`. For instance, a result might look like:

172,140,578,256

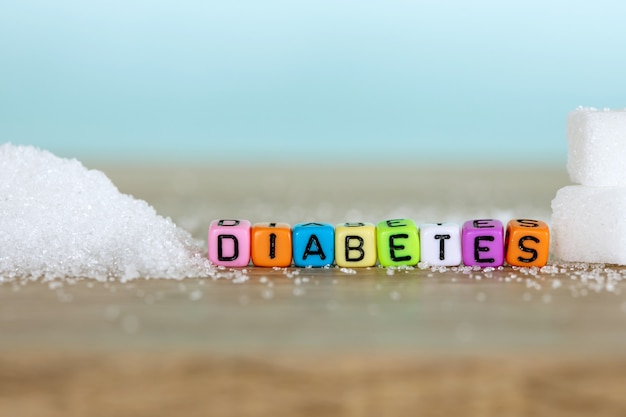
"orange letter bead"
505,219,550,267
251,222,292,267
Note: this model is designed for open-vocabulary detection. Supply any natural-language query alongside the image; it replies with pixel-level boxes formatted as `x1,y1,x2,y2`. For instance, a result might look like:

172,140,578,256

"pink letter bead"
208,219,251,267
419,223,462,266
461,219,504,267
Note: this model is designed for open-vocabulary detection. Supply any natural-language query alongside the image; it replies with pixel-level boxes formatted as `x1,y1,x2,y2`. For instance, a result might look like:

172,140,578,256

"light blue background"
2,1,625,165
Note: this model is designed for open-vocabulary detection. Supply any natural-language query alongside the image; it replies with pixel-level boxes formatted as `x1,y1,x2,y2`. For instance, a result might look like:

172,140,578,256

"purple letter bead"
461,219,504,267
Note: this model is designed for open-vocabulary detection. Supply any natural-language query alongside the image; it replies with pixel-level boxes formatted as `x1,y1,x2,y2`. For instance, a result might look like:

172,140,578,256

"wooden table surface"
2,164,626,417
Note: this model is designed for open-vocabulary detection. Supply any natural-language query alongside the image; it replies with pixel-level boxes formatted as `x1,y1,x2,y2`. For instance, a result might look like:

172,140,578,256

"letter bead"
505,219,550,267
251,222,292,267
292,222,335,267
376,219,420,267
334,222,377,267
208,219,251,267
461,219,504,267
420,223,462,266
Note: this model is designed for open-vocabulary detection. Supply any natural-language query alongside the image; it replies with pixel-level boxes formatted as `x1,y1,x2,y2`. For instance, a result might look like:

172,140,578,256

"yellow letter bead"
376,219,420,267
334,222,377,267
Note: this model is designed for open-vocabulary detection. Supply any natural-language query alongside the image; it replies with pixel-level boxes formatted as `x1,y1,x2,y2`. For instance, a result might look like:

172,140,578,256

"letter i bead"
334,222,377,267
251,222,292,267
505,219,550,267
208,219,251,267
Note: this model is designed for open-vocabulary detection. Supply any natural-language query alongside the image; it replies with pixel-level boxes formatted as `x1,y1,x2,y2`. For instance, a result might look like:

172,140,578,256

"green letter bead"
376,219,420,267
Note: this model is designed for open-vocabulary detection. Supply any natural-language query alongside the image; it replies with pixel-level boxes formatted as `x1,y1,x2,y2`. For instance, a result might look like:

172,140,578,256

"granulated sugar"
0,144,214,281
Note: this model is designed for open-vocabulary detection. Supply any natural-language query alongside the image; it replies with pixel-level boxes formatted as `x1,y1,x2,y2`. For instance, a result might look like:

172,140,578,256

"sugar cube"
551,185,626,264
567,107,626,186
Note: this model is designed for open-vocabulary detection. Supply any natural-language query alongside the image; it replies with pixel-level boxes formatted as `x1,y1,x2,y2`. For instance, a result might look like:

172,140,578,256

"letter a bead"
461,219,504,267
334,222,377,267
505,219,550,267
376,219,420,267
292,223,335,267
420,223,462,266
251,222,292,267
208,219,251,267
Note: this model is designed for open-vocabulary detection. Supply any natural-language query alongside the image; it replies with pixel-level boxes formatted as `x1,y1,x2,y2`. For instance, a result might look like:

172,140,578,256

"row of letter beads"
208,219,550,268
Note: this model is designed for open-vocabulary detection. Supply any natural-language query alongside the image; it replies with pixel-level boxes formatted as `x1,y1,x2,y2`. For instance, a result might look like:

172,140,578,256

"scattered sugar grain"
104,305,121,320
189,289,203,301
367,303,380,316
121,314,140,334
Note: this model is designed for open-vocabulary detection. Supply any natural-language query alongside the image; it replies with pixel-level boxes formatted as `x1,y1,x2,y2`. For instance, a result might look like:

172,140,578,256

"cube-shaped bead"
208,219,251,267
251,222,292,267
505,219,550,267
420,223,461,266
567,108,626,186
552,185,626,264
461,219,504,267
292,222,334,267
334,222,377,267
376,219,420,267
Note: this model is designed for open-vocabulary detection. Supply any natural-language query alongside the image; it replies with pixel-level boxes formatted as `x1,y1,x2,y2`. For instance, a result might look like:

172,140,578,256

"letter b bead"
334,222,377,267
208,219,251,267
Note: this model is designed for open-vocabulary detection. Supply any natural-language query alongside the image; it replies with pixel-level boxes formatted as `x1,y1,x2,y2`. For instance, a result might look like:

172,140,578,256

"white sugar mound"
0,144,214,281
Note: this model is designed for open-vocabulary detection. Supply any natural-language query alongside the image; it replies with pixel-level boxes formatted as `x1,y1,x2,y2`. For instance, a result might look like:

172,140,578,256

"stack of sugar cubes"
552,107,626,264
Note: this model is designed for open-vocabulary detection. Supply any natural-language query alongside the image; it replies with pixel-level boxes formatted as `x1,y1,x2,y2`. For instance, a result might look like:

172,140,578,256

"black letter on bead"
517,219,539,228
269,233,276,259
218,219,240,226
389,234,411,262
345,236,365,262
517,236,539,263
303,235,326,260
217,234,239,261
386,219,407,228
434,234,450,261
473,219,494,228
474,236,495,263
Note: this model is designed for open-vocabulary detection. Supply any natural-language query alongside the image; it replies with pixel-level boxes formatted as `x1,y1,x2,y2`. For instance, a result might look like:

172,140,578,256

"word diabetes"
208,219,550,268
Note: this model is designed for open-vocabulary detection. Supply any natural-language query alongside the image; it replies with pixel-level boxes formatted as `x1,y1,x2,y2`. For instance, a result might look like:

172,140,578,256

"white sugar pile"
552,107,626,264
0,144,214,281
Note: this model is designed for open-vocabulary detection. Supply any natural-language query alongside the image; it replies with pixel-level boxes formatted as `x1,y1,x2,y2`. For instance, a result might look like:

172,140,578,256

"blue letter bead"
292,222,335,267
